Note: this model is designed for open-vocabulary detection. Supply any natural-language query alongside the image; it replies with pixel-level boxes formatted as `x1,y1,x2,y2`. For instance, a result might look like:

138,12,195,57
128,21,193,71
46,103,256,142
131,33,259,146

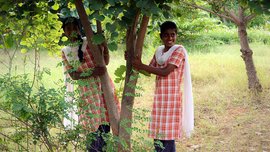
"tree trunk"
74,0,120,135
118,14,149,151
118,69,138,151
238,20,262,92
118,12,139,151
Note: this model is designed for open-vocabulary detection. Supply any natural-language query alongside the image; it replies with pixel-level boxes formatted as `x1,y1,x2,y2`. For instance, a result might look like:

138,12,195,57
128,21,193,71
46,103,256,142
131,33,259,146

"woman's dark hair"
160,21,178,35
77,35,84,63
62,17,80,30
62,17,84,63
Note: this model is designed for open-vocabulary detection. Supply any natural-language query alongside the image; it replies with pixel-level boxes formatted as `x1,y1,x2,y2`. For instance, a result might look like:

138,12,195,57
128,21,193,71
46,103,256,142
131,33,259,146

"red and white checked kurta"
62,44,119,132
149,47,185,140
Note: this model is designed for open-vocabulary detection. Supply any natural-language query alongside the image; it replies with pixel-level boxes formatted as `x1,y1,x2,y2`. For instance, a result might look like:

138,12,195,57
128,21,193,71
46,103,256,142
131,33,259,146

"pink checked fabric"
62,46,119,132
148,47,185,140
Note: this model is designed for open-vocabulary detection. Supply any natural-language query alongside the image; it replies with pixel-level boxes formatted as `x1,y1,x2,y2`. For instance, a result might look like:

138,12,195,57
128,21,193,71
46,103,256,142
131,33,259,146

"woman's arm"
68,66,106,80
62,52,106,80
133,58,176,77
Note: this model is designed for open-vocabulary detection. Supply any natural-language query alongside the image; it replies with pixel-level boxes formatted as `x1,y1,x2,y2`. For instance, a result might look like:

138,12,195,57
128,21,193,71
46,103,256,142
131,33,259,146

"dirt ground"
177,89,270,152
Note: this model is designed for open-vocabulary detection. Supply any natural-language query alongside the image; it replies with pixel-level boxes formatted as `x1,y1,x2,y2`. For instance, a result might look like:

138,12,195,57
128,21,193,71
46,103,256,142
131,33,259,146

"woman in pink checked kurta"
61,17,119,152
133,21,192,152
62,42,111,131
148,46,185,141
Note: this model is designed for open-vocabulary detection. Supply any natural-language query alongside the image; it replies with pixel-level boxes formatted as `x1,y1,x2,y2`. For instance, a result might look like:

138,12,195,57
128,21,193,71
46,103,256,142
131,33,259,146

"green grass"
1,43,270,151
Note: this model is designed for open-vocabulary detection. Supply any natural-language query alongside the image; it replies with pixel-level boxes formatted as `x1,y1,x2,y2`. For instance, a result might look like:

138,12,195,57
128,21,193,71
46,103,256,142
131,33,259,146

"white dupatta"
155,45,194,138
62,37,88,129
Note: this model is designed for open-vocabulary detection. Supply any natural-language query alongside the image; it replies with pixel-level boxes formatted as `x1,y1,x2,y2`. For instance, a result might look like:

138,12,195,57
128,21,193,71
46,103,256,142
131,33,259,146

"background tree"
181,0,270,93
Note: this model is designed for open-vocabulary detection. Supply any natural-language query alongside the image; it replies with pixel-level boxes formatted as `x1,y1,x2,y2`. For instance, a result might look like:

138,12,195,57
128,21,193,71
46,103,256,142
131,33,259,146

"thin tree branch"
0,108,31,128
42,133,54,152
223,7,240,25
125,10,140,74
0,35,12,69
245,13,256,22
0,35,11,59
127,10,140,61
0,132,29,151
135,15,149,59
96,20,102,34
0,60,9,69
30,48,38,89
182,2,235,22
238,6,245,24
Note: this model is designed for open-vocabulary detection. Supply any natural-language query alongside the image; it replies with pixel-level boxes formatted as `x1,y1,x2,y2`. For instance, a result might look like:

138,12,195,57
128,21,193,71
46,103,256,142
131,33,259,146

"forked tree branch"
245,13,257,22
182,1,236,23
224,7,240,25
96,20,102,34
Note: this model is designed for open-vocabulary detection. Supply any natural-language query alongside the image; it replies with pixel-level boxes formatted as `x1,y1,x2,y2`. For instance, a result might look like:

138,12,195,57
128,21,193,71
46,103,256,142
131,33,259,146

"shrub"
248,28,270,44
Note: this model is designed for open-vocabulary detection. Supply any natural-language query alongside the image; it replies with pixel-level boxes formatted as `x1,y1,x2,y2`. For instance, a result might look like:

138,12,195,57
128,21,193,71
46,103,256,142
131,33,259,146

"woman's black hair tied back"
77,35,84,63
62,17,84,63
61,17,81,29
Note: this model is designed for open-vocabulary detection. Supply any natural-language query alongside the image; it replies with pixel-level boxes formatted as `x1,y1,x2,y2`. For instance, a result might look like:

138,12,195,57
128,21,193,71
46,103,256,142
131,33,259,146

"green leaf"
114,77,122,83
48,0,55,7
4,34,14,49
111,32,118,38
85,8,91,15
150,4,161,15
108,42,117,51
106,23,117,32
136,0,144,8
61,36,68,42
107,0,116,6
1,3,10,11
80,70,92,77
21,48,27,54
43,68,51,75
18,3,23,7
92,34,105,45
89,11,105,21
114,65,126,77
12,103,24,111
96,14,105,21
52,3,59,10
89,1,104,10
121,0,128,3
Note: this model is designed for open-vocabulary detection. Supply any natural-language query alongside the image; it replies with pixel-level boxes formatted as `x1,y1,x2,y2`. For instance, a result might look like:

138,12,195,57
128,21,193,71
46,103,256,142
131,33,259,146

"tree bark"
237,7,262,92
118,14,149,151
118,11,139,152
74,0,120,135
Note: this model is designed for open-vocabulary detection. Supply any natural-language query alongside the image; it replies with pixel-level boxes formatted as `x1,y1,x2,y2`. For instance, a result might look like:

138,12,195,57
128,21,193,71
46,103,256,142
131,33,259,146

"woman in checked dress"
132,21,194,152
61,17,119,152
